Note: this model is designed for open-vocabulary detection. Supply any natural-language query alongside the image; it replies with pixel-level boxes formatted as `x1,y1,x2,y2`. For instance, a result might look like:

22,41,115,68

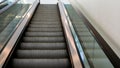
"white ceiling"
40,0,58,4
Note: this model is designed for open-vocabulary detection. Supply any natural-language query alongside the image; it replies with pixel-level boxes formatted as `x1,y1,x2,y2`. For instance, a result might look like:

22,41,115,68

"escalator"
2,1,119,68
5,4,72,68
64,5,114,68
65,5,113,67
64,3,120,68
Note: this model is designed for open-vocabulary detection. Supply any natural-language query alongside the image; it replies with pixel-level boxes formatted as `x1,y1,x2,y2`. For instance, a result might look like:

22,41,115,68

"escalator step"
85,49,107,58
32,18,60,20
35,9,58,11
27,27,62,32
76,28,89,32
12,59,70,68
33,13,59,16
35,11,58,13
25,32,63,37
78,31,91,36
32,17,60,20
32,19,60,21
7,4,71,68
23,37,65,42
79,36,94,42
74,24,86,28
29,24,61,28
35,12,59,15
82,42,100,49
36,7,58,9
20,43,66,49
15,50,67,58
89,58,113,68
30,21,61,24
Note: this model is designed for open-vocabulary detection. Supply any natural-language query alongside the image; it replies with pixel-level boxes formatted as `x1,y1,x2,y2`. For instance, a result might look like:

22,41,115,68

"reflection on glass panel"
21,0,37,4
0,0,36,51
0,0,18,9
0,0,8,9
62,0,114,67
61,0,70,4
66,5,114,68
0,0,4,3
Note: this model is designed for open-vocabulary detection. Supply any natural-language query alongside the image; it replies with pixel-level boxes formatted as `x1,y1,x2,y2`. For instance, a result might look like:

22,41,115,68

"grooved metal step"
20,43,66,49
82,42,100,49
15,50,67,58
32,18,60,21
7,4,71,68
29,24,61,28
12,59,70,68
23,37,65,42
25,32,63,37
27,27,62,32
30,21,61,24
89,58,114,68
85,49,107,58
32,16,60,20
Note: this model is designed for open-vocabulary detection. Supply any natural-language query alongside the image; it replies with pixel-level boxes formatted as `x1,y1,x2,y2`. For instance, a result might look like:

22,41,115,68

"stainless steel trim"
59,1,90,67
0,0,39,67
58,1,83,68
68,16,90,68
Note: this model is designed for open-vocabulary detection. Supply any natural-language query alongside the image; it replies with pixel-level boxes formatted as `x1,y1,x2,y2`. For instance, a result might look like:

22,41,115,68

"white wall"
70,0,120,58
